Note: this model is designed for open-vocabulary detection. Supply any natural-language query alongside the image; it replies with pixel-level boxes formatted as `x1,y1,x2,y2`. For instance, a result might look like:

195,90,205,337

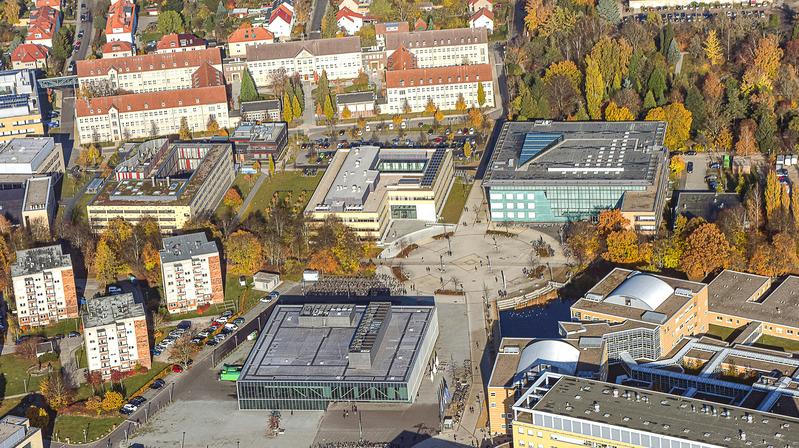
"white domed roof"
516,339,580,376
604,273,674,311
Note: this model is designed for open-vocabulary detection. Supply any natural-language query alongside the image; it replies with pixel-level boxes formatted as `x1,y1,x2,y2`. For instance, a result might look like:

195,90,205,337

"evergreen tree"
647,64,667,104
643,90,657,111
324,95,335,122
317,71,330,106
661,23,674,55
684,86,706,133
724,78,748,120
755,105,778,155
667,39,680,67
282,92,294,123
597,0,620,24
239,69,259,103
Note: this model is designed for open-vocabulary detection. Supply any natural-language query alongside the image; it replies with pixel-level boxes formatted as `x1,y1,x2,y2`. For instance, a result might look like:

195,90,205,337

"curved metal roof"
516,340,580,376
604,273,674,311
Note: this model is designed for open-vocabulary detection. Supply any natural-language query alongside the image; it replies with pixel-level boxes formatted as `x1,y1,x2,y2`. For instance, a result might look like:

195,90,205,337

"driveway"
679,152,711,191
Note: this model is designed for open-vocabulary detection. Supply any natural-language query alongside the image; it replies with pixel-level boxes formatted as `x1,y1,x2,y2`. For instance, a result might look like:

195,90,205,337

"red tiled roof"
468,0,492,5
75,85,228,117
375,22,410,35
26,13,59,40
269,4,293,24
386,64,493,89
77,48,222,77
336,7,363,21
106,0,136,35
35,0,61,8
11,43,49,63
386,45,416,71
470,7,494,21
30,5,60,20
191,62,225,88
156,33,206,51
102,41,132,54
228,25,274,43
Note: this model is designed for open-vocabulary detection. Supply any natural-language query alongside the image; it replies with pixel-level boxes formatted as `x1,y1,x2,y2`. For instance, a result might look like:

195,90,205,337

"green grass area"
0,354,62,396
22,318,81,339
754,334,799,353
140,31,163,44
154,325,177,344
441,178,473,224
118,362,169,396
59,173,90,200
75,346,88,370
53,415,123,444
214,173,261,217
225,274,260,314
243,171,323,219
163,305,222,322
705,324,739,342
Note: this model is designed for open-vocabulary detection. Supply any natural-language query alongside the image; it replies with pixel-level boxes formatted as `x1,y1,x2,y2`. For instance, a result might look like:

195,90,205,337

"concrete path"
59,335,84,388
301,81,315,128
234,172,266,222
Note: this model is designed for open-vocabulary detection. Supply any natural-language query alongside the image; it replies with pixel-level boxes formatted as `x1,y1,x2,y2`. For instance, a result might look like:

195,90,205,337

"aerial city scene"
1,0,799,446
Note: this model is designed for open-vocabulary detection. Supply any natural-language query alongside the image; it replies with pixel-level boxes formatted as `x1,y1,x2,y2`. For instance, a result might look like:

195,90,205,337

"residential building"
227,25,274,58
384,28,489,69
336,7,364,35
336,91,376,118
83,293,150,378
26,7,60,48
511,373,799,448
101,40,134,58
106,0,136,44
240,100,281,122
76,48,223,94
469,8,494,33
10,244,78,327
86,141,235,232
483,121,670,232
267,4,293,39
673,191,743,227
0,416,44,448
0,137,64,176
252,272,280,292
245,37,363,85
305,145,454,239
229,121,288,166
629,0,738,9
35,0,62,11
155,33,206,54
10,44,48,70
0,70,45,141
467,0,492,13
487,338,605,435
375,21,410,49
159,232,224,314
237,301,438,410
338,0,360,12
75,85,230,144
383,64,494,114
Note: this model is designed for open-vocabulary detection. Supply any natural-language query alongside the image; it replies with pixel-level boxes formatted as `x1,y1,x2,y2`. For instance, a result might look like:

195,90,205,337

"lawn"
441,178,473,224
754,334,799,353
118,361,169,397
22,318,81,339
163,305,222,322
214,173,261,217
225,274,259,314
75,346,88,370
705,324,738,342
0,354,62,396
242,171,323,219
53,415,123,444
59,173,90,199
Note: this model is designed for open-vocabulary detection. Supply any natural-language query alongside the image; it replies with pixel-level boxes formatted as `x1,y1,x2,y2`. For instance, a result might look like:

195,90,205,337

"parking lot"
625,4,772,23
680,152,712,191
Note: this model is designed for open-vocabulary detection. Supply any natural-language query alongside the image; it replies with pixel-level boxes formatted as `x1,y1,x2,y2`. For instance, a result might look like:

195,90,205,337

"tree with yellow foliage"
603,230,640,264
424,98,438,116
669,155,686,176
704,30,724,66
645,103,692,149
544,60,582,91
765,170,782,222
604,101,635,121
597,209,630,234
742,35,783,93
585,56,604,120
179,117,191,140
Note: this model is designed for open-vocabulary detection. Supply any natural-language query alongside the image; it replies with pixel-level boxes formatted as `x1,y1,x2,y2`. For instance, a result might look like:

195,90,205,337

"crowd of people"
306,275,405,297
312,442,399,448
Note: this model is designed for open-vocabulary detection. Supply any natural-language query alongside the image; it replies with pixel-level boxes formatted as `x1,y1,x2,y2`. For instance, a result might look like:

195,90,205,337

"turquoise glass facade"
237,380,410,410
487,185,646,222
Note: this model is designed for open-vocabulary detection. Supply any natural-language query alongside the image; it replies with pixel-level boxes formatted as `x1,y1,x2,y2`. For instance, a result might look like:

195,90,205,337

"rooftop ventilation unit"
674,288,693,298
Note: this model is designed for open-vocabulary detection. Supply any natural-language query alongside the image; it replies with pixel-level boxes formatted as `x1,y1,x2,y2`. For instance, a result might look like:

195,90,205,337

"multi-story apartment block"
75,85,230,144
159,233,224,314
10,245,78,328
76,48,223,94
83,293,150,378
384,28,489,69
155,33,206,54
0,416,44,448
383,64,494,114
0,70,45,141
86,141,234,232
245,37,363,85
10,44,48,70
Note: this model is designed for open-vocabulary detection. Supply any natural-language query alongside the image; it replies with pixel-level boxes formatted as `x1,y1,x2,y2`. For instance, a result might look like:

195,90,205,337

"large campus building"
384,28,489,68
83,293,150,378
159,232,224,314
305,145,454,239
383,64,494,114
483,121,669,233
11,244,78,328
0,70,45,141
237,302,438,410
86,141,235,233
244,37,363,85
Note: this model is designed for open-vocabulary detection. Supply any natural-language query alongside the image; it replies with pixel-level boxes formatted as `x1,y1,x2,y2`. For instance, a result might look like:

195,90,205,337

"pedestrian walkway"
234,172,266,222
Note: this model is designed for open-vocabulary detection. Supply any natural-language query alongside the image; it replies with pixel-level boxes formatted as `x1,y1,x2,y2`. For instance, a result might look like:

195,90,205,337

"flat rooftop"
0,138,55,173
160,232,218,263
708,270,799,329
489,338,604,389
518,375,799,448
230,121,287,143
0,416,30,445
572,268,706,325
11,244,71,277
674,191,742,224
484,121,667,186
22,176,51,212
238,303,436,383
83,292,145,328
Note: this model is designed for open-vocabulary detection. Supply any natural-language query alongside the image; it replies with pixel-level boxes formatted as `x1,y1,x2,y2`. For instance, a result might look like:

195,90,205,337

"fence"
210,304,275,366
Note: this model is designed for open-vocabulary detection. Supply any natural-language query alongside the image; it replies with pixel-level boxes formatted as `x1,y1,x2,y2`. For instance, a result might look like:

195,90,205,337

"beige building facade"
11,245,79,328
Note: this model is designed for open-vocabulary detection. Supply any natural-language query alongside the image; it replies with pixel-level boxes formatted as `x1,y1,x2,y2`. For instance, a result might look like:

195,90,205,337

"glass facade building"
237,380,412,410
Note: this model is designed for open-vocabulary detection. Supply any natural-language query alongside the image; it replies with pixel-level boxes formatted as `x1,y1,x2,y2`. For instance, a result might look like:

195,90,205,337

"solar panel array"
519,132,563,165
0,94,30,109
420,148,446,187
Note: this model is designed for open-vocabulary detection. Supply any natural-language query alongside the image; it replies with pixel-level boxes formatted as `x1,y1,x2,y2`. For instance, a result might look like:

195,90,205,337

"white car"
260,296,272,303
214,316,228,324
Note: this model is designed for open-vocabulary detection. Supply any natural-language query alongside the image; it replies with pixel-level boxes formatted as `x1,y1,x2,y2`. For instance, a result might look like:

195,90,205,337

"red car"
172,364,184,373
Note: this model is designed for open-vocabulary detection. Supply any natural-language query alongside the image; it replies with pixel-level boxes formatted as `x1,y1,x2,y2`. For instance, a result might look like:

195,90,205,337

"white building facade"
385,28,489,69
159,233,225,314
11,245,79,328
83,293,150,378
383,64,494,114
245,37,363,85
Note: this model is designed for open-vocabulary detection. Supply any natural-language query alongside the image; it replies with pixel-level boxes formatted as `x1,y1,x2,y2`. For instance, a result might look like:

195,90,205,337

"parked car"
221,310,233,318
238,276,246,286
205,339,219,346
686,162,694,173
171,364,184,373
68,331,81,338
176,321,192,331
129,396,146,406
259,296,272,303
120,404,136,414
269,291,280,300
233,317,245,326
150,379,166,390
214,316,228,324
197,330,210,338
108,286,122,294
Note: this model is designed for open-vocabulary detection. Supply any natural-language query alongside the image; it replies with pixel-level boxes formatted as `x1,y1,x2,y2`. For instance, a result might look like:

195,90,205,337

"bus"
219,364,242,381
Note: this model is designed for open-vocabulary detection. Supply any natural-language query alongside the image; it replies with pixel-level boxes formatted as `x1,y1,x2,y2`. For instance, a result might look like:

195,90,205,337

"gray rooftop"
518,375,799,448
0,138,56,172
674,191,742,225
246,36,361,61
484,121,667,186
238,303,436,383
336,91,375,105
240,100,281,113
22,176,51,212
83,293,146,328
159,232,219,263
708,270,799,329
0,416,32,445
385,27,487,51
11,244,72,277
230,121,287,143
0,69,41,119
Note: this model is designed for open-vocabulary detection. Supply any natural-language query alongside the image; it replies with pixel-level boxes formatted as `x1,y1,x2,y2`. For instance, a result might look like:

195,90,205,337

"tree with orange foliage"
223,188,244,211
565,221,600,268
308,249,340,274
603,230,640,264
750,233,799,277
680,223,730,280
596,209,630,235
735,119,758,155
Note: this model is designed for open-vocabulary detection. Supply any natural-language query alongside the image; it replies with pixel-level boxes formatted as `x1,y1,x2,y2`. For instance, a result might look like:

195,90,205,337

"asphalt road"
308,0,327,39
65,0,99,74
